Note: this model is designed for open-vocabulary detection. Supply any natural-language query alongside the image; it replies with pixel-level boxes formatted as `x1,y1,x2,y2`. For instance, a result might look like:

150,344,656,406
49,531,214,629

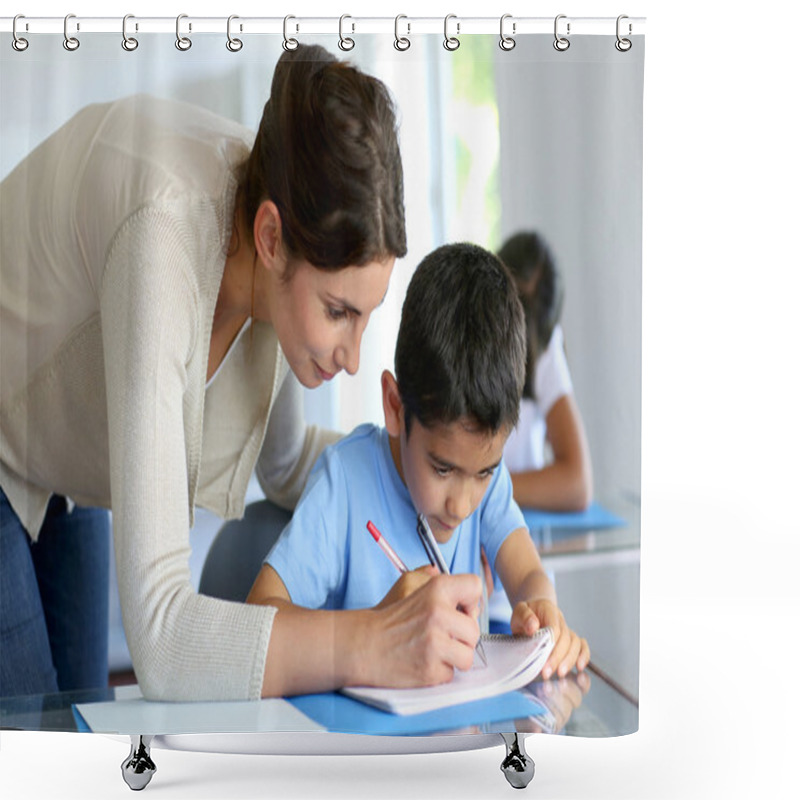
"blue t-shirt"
266,423,525,610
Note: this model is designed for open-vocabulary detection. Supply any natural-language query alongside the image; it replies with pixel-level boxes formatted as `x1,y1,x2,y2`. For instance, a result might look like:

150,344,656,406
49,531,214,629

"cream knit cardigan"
0,95,337,701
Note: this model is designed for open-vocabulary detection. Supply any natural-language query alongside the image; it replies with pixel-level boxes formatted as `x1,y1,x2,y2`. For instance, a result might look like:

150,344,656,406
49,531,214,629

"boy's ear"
253,200,284,273
381,370,404,437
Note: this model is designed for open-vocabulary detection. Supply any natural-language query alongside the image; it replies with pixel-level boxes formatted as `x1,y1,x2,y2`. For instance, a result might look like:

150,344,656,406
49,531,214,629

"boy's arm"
247,564,293,605
495,528,590,678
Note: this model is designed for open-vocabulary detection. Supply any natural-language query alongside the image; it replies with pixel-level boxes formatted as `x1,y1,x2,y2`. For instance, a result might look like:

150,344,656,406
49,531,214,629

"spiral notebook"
342,628,555,716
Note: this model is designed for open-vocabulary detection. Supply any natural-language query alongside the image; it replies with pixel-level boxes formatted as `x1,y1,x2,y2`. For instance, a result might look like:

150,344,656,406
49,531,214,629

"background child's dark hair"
237,43,407,273
497,232,564,400
395,242,526,436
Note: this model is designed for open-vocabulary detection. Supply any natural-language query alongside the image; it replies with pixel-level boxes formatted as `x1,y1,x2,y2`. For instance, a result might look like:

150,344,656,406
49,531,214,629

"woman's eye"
327,307,347,321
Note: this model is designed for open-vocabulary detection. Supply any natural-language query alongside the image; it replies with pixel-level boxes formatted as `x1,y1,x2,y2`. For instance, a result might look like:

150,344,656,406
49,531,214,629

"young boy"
248,243,589,680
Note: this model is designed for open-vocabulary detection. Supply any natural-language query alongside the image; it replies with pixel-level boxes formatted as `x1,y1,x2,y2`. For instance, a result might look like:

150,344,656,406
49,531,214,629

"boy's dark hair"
395,243,526,436
497,232,564,400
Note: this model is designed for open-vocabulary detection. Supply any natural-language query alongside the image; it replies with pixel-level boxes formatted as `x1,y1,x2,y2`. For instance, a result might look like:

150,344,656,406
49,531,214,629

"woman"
498,232,593,511
0,44,482,701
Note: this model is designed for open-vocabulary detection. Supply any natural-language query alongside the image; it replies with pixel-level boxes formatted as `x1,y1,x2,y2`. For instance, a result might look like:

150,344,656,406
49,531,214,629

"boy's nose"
446,488,472,523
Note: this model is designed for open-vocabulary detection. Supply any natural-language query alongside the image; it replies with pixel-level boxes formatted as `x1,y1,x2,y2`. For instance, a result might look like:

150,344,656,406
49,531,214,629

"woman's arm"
102,208,276,702
256,572,483,696
510,394,593,511
248,564,482,696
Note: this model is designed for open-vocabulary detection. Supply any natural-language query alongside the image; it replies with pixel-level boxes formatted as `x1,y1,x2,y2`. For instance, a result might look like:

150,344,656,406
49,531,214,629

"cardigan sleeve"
255,370,342,510
100,206,275,701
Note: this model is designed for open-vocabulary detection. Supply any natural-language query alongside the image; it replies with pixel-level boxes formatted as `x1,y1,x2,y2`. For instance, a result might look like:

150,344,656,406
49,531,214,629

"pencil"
366,520,409,574
416,513,488,667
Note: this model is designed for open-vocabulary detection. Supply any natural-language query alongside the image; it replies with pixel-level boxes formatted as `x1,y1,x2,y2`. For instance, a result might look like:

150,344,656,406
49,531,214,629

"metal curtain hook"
615,14,632,51
226,15,243,52
63,13,80,51
553,14,570,51
282,15,298,51
443,14,460,51
394,14,410,51
12,14,29,51
122,14,138,51
339,14,355,51
176,14,192,51
499,14,516,51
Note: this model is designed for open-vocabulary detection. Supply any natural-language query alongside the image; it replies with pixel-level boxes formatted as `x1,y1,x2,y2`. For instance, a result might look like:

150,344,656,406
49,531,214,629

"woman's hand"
374,565,438,609
356,572,483,688
509,597,590,679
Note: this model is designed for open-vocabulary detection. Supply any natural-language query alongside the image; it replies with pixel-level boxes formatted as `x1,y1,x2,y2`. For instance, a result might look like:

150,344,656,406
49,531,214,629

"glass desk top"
1,664,637,740
524,495,641,570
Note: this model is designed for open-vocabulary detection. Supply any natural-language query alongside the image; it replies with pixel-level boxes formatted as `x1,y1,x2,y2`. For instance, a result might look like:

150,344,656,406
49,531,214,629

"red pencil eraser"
366,520,380,541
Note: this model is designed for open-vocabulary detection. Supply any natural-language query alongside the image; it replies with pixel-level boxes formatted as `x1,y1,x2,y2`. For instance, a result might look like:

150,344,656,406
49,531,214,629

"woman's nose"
335,326,363,376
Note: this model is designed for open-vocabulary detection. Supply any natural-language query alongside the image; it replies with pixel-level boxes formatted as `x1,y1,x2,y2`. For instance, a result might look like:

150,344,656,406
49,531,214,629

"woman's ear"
381,370,404,437
253,200,283,273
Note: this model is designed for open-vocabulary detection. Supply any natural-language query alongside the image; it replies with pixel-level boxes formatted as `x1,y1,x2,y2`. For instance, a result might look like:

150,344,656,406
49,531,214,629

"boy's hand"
510,598,590,679
375,565,438,609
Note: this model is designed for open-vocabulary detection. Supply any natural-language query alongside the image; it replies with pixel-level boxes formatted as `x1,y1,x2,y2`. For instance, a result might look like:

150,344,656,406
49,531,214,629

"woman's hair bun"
239,43,407,270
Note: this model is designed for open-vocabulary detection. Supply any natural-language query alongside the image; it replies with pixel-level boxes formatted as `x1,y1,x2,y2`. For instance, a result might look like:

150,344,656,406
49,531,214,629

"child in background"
247,243,589,681
498,232,593,512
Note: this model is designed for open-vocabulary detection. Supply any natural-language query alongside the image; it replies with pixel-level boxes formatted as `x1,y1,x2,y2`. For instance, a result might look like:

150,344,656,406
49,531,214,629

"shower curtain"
0,13,644,789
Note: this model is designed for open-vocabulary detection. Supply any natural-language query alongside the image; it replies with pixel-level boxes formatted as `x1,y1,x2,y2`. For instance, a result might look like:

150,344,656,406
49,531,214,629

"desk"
526,497,641,572
505,497,642,704
1,663,636,790
1,665,636,738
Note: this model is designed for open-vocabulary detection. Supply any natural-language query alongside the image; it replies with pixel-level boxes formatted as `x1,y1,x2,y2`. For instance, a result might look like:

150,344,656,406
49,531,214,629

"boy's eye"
479,469,495,480
433,465,451,477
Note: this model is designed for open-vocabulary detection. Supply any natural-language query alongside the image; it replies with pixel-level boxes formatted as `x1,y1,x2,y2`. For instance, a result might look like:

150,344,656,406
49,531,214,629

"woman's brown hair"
237,44,407,272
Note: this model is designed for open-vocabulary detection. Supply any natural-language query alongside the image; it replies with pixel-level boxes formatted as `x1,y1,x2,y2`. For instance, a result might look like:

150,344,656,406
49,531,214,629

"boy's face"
382,371,509,544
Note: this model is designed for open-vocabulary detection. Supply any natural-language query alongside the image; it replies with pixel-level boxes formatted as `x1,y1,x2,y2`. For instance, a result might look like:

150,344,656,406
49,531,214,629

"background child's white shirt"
503,324,574,472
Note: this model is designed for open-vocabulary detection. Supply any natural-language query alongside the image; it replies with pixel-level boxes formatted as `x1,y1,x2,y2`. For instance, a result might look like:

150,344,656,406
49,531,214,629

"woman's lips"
314,361,336,381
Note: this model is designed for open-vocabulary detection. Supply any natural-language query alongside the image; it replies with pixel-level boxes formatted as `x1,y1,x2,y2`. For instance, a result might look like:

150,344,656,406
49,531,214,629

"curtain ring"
499,14,516,51
282,15,298,51
338,14,355,51
12,14,29,52
175,14,192,51
63,13,80,51
226,15,243,52
615,14,632,52
443,14,460,51
394,15,410,51
553,14,570,52
122,14,139,51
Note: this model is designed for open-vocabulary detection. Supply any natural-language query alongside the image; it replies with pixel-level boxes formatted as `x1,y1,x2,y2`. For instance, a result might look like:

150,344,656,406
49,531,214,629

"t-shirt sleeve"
478,462,526,581
534,324,574,417
266,445,348,609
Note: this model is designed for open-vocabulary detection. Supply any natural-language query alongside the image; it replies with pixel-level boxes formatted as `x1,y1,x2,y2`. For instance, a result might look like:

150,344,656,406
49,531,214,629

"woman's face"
267,256,395,389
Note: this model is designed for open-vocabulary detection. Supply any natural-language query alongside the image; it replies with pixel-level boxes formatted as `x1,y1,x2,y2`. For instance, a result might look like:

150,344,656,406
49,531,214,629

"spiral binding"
7,14,638,54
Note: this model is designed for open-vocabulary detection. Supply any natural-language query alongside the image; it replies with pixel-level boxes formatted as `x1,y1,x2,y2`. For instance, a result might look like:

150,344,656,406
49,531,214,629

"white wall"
495,36,644,695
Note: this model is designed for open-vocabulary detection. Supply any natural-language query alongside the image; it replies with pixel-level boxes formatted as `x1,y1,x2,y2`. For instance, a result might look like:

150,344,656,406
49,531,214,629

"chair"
198,499,292,602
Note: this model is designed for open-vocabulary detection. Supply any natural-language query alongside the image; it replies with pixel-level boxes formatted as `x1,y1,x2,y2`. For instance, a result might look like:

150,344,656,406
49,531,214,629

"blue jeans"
0,487,110,697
